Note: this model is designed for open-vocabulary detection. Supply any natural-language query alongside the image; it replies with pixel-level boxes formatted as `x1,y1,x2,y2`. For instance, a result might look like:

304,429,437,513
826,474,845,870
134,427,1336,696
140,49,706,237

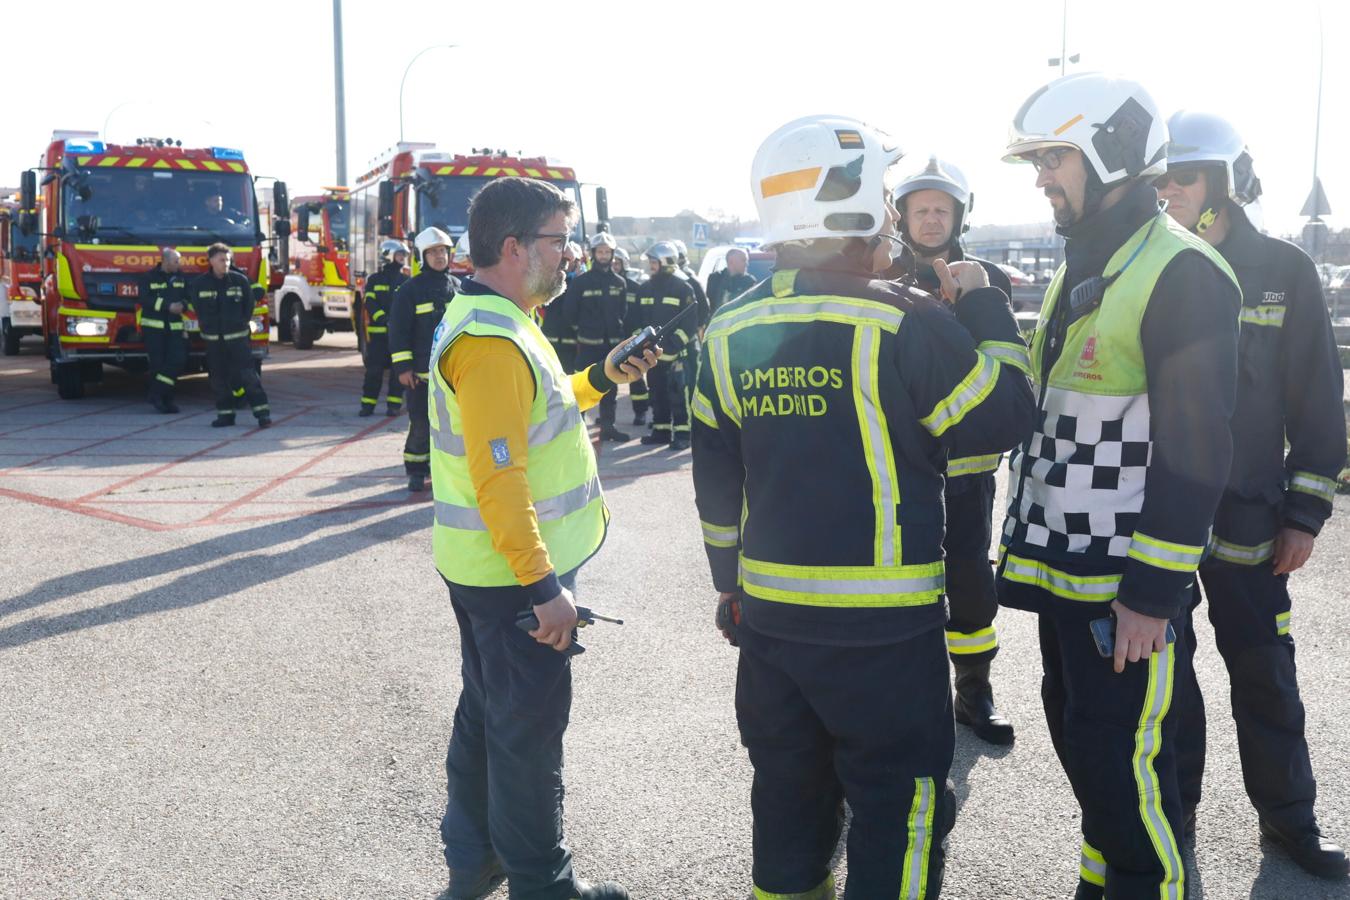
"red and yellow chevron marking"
430,164,575,180
70,155,247,173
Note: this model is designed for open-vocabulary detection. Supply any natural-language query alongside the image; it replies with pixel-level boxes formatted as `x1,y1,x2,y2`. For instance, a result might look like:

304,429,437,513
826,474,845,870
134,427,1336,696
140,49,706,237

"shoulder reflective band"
920,352,998,437
1240,305,1286,327
435,475,602,531
690,388,717,428
1000,552,1119,602
977,339,1031,376
1289,470,1337,503
415,302,436,315
947,454,1001,478
391,350,414,363
700,520,739,548
1125,531,1205,573
1276,610,1292,636
1208,535,1274,565
706,296,904,341
662,296,683,306
946,625,997,656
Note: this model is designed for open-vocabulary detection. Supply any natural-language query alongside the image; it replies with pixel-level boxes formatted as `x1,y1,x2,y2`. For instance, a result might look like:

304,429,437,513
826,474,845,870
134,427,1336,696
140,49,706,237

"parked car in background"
997,263,1035,287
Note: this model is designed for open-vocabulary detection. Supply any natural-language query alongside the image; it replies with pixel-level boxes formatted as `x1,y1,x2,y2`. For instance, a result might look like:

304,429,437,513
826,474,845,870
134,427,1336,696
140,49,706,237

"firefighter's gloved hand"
715,591,742,647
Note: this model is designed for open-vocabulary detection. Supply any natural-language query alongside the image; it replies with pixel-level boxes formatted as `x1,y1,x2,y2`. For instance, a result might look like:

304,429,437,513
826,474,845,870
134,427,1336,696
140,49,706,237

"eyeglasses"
1153,169,1201,189
525,232,570,250
1023,147,1072,173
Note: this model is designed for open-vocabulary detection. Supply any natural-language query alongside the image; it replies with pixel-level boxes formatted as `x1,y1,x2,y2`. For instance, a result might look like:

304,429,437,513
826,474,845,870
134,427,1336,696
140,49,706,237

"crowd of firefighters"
118,66,1346,900
400,70,1347,900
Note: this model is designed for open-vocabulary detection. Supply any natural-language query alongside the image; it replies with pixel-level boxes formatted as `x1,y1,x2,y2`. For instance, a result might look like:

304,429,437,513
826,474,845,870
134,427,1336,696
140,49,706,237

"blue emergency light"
211,147,245,161
66,140,105,154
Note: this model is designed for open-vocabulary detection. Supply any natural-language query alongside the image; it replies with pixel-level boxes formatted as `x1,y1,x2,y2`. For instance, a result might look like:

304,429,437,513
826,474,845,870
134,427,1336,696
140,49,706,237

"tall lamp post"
1047,0,1080,74
333,0,348,185
399,44,460,143
1300,2,1332,269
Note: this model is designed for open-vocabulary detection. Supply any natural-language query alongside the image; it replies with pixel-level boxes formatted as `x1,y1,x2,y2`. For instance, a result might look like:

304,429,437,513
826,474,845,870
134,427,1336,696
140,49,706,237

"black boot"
953,659,1015,745
669,435,690,451
408,474,427,492
640,430,670,446
358,404,374,417
211,414,235,428
440,860,505,900
599,425,630,442
384,404,400,416
575,882,630,899
632,410,647,427
1260,819,1349,880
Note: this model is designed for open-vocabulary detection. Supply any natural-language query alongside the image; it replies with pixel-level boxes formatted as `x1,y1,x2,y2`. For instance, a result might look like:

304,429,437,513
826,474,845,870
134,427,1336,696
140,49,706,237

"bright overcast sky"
6,0,1344,237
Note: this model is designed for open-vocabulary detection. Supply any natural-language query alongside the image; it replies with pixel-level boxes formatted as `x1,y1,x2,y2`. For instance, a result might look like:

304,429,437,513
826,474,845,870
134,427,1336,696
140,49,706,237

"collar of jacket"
417,267,453,288
1059,180,1159,280
1214,204,1270,272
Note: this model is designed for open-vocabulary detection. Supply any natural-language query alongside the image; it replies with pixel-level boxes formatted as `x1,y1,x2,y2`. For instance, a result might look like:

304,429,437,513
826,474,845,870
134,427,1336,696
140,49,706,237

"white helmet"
379,239,408,264
645,241,679,269
589,231,617,250
1005,73,1168,186
613,246,630,264
414,226,454,254
893,155,972,248
1165,110,1262,206
752,114,903,248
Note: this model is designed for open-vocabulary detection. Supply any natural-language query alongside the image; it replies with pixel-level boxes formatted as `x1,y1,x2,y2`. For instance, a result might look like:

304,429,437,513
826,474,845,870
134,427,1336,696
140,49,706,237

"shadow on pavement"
0,501,428,638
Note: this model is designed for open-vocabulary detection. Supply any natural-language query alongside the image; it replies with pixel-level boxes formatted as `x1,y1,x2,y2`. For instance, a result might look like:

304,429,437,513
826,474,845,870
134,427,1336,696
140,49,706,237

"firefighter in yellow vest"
428,176,656,900
997,74,1241,899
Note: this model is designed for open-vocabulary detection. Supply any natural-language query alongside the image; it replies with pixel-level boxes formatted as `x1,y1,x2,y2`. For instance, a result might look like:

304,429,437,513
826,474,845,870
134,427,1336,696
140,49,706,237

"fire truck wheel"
2,319,19,356
54,363,85,400
288,300,317,350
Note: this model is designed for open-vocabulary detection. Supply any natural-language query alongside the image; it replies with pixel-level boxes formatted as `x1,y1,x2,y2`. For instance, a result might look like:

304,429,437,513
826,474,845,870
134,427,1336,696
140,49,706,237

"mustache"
1044,186,1066,201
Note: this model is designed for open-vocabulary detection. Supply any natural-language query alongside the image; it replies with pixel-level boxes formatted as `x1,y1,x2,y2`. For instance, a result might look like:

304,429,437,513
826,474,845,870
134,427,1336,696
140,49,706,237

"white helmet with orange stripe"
1004,72,1168,187
751,115,904,248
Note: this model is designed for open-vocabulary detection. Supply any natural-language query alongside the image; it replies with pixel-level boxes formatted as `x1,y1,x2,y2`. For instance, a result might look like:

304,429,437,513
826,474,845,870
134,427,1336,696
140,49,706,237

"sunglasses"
1023,147,1072,173
1153,169,1202,189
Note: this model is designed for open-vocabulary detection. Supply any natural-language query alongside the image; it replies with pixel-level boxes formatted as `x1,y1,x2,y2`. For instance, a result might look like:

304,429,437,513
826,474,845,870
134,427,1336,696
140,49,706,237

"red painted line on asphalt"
213,496,428,526
195,414,396,525
0,396,59,414
0,486,174,532
86,497,411,506
0,416,191,478
73,407,314,502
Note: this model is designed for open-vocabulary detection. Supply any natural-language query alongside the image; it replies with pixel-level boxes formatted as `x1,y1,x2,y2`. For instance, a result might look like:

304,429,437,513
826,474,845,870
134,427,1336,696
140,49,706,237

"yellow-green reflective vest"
1008,212,1238,558
428,290,608,587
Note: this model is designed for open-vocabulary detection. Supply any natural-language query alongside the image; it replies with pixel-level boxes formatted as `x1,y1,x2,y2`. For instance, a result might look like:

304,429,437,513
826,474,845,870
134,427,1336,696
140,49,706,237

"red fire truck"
347,144,608,327
14,131,288,398
272,187,353,349
0,194,43,355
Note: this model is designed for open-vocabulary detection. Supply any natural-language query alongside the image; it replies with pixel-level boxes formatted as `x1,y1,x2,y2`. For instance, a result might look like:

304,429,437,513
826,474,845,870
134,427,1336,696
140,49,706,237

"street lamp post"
1047,0,1080,74
399,44,460,142
1301,2,1332,268
333,0,348,185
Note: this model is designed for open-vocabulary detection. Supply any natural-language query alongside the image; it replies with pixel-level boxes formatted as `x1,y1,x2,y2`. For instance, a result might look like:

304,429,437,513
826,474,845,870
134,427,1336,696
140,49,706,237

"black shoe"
256,416,272,429
408,474,427,492
163,401,180,414
211,415,235,428
149,396,169,414
632,412,647,427
441,861,506,900
575,882,630,900
1260,819,1349,879
640,432,670,446
953,660,1015,746
669,437,690,452
599,426,630,443
384,405,400,416
358,405,374,417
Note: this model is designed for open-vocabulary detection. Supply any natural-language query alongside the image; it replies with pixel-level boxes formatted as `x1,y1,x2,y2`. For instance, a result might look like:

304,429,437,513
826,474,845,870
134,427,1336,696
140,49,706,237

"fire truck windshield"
416,177,584,242
62,168,258,244
327,199,349,250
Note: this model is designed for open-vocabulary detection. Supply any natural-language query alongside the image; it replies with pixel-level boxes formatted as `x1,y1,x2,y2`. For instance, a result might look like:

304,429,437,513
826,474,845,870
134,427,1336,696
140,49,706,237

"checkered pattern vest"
1004,213,1237,560
428,290,608,587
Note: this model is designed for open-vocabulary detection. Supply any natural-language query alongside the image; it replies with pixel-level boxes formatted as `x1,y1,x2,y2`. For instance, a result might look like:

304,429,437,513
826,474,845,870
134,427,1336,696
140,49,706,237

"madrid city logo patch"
489,438,512,469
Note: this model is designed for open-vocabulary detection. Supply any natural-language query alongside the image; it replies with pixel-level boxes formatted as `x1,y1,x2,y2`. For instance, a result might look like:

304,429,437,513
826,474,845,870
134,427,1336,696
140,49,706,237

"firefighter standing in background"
190,243,270,428
613,247,650,425
359,240,410,417
885,156,1020,746
563,232,632,441
1158,110,1348,879
997,75,1240,898
693,115,1034,897
705,247,757,315
140,248,189,414
635,241,696,451
540,244,579,372
672,239,711,433
389,227,459,492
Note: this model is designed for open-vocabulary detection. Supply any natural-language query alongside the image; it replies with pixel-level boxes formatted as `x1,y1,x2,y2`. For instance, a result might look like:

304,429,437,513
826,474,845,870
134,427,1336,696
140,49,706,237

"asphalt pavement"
1,334,1347,899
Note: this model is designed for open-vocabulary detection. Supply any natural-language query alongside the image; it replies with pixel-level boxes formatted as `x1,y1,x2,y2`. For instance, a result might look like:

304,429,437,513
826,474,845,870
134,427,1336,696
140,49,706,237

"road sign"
692,222,709,248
